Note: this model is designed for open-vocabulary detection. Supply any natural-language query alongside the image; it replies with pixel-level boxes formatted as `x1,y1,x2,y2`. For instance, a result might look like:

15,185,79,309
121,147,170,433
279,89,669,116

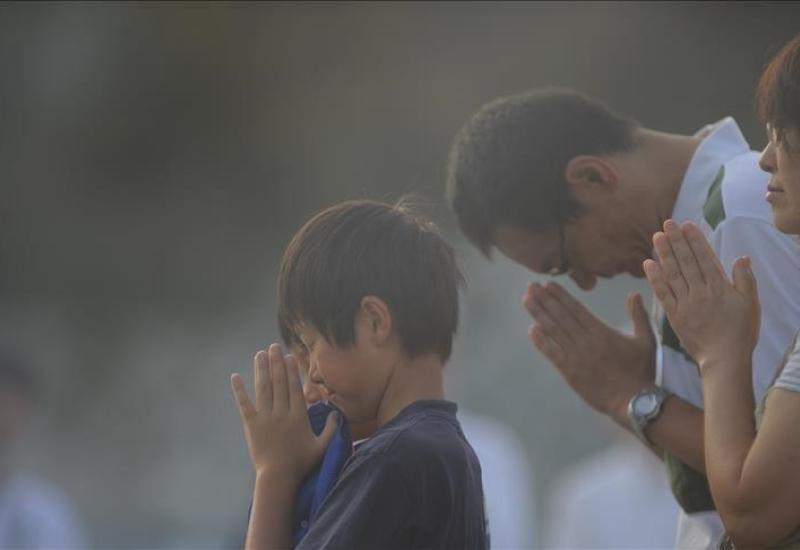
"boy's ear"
358,296,393,345
564,155,618,194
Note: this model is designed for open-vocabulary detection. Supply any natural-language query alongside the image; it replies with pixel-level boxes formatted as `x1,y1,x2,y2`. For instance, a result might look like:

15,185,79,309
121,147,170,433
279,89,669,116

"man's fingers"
664,219,705,288
524,285,573,347
682,222,726,288
230,373,256,421
269,344,290,411
534,284,585,337
627,292,655,344
254,350,271,411
543,281,597,331
653,231,689,299
529,323,566,365
285,354,305,412
643,259,677,314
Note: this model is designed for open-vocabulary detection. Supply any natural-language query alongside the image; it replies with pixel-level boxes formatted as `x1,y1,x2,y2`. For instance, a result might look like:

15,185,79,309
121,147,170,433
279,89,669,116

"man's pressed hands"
643,220,760,371
231,343,339,481
522,279,656,424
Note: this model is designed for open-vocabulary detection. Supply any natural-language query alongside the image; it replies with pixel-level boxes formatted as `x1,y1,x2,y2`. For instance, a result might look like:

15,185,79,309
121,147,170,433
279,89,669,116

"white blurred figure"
458,410,537,550
543,424,678,549
0,351,87,549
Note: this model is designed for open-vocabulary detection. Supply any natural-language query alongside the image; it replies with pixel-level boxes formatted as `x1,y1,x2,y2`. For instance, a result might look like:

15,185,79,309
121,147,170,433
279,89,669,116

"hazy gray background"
2,2,799,547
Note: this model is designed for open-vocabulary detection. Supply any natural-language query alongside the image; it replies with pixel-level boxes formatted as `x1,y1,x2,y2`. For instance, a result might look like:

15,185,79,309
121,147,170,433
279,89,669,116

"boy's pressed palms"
231,343,338,481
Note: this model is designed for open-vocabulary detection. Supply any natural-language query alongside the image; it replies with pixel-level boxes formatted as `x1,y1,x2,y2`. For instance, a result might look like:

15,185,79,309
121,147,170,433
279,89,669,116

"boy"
231,199,488,549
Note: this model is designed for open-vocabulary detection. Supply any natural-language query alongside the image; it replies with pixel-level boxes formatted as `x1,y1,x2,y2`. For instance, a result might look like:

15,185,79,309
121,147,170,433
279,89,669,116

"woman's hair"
757,35,800,141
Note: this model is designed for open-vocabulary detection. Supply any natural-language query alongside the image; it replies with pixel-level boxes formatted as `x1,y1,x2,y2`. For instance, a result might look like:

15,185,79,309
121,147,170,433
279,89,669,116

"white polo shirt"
652,118,800,548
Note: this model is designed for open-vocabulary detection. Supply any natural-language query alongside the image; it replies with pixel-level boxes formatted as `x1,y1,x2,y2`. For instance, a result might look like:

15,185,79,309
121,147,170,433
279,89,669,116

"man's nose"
569,269,597,291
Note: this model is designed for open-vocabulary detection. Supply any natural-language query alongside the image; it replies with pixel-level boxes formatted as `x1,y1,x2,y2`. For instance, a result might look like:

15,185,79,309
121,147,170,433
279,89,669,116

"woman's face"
760,126,800,234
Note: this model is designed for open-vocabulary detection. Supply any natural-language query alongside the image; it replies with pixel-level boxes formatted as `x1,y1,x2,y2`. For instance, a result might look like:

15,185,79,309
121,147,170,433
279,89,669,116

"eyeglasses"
547,222,570,276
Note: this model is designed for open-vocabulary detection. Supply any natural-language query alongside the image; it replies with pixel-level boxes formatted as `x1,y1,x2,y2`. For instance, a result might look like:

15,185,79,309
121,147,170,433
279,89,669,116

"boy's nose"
303,363,329,403
303,377,327,404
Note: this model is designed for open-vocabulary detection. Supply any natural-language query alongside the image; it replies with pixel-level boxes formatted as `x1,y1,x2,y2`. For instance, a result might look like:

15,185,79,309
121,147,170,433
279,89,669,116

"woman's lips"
766,186,784,204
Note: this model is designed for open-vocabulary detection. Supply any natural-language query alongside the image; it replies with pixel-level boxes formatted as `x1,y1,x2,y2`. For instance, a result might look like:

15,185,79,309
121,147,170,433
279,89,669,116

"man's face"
494,213,650,290
760,126,800,235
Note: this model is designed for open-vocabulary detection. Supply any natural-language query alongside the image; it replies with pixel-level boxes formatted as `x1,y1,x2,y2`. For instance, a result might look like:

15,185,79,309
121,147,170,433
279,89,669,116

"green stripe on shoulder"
703,166,726,229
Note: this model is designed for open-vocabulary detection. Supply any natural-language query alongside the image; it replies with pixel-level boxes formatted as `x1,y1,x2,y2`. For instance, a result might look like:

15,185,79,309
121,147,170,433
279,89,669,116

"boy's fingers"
254,350,271,411
285,354,305,412
317,411,339,451
269,344,290,411
231,373,256,421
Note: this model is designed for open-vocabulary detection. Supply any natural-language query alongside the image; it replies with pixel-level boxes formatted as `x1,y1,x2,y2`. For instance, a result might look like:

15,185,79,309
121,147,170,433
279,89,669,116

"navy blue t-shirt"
297,399,488,550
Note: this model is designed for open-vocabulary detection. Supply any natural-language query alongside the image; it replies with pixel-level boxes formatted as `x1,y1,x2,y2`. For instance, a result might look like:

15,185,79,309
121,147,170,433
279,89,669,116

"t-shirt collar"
670,117,751,224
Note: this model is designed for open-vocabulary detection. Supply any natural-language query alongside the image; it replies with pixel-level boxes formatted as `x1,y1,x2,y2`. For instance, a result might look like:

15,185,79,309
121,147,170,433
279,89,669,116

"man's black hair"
446,88,639,256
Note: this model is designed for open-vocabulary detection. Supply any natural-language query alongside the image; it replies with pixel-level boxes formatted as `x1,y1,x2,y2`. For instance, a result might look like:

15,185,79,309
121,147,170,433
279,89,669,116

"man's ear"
358,296,393,345
564,155,618,193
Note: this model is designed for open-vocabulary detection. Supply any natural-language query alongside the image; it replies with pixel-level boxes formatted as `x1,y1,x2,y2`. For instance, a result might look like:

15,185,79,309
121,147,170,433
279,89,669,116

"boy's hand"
643,220,760,372
231,343,339,481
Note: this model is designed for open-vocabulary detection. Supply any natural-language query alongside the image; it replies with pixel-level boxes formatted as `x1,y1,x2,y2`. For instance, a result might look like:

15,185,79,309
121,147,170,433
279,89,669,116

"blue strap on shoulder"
291,401,352,546
244,402,352,547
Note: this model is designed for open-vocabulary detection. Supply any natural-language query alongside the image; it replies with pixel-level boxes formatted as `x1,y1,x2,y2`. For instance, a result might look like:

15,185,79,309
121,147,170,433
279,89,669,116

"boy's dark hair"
446,88,639,256
757,35,800,142
278,199,463,362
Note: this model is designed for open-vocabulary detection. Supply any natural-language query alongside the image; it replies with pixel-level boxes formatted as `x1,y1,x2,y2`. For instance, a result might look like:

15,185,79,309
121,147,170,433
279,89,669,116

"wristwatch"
627,386,673,446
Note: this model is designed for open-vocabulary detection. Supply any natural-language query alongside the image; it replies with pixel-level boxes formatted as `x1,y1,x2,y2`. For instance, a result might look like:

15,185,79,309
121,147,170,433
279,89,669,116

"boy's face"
291,344,378,440
295,312,392,424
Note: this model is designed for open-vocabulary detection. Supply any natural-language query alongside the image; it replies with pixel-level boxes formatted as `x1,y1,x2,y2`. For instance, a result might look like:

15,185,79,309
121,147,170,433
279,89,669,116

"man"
446,88,800,546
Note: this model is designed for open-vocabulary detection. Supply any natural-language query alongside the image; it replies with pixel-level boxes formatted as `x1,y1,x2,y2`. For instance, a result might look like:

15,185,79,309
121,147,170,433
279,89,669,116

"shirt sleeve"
710,216,800,400
774,332,800,393
296,451,412,550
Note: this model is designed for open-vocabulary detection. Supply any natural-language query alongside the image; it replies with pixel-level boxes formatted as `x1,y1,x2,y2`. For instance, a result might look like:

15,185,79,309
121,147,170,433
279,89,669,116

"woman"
644,35,800,548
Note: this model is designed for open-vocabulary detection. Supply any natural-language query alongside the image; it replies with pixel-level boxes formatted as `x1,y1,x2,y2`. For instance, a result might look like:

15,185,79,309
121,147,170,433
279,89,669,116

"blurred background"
2,2,799,548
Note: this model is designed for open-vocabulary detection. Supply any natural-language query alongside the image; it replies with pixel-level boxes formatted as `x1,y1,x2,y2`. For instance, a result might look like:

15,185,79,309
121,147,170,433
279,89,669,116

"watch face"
633,393,658,416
